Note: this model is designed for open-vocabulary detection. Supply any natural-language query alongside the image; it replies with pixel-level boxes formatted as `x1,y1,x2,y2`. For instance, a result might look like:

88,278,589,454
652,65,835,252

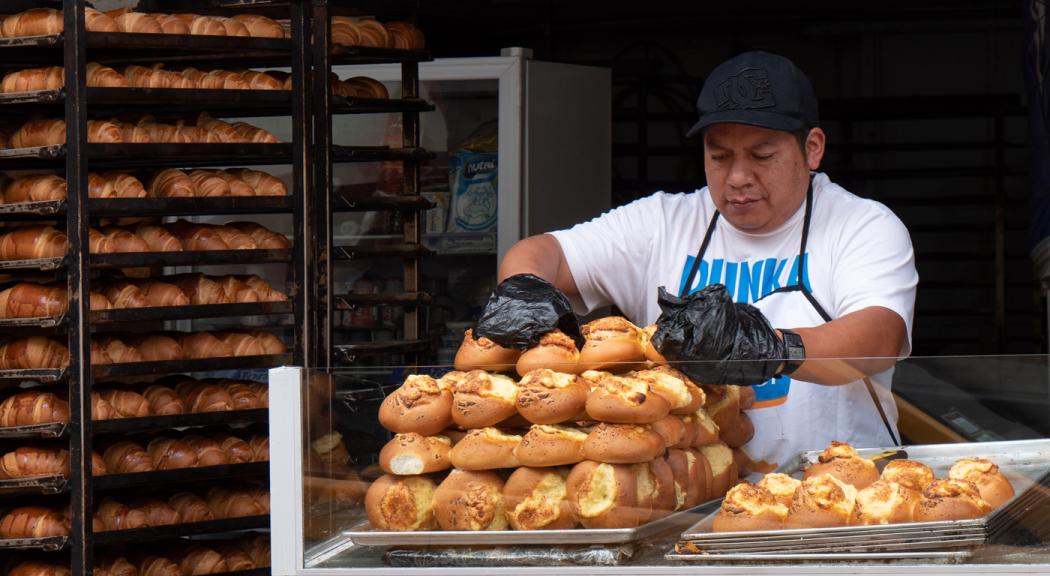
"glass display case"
269,354,1050,574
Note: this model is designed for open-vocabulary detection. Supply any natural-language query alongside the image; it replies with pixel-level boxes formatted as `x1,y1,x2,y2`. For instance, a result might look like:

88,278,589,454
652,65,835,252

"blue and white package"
447,150,498,233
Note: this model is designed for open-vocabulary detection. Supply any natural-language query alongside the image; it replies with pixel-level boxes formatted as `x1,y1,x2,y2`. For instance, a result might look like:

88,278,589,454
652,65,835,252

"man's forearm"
786,306,907,385
498,235,581,299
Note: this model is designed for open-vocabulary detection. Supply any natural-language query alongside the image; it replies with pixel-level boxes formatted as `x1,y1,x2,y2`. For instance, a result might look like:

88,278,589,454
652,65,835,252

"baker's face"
703,123,825,233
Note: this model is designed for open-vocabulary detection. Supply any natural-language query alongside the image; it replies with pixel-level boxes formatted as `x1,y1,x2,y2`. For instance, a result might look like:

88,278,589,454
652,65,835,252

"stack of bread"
364,317,756,532
99,432,268,474
0,168,286,203
711,441,1016,532
329,17,424,50
0,7,286,38
2,113,279,150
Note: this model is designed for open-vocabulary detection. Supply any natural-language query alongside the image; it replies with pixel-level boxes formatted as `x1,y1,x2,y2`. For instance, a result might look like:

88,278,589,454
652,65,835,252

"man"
476,51,918,467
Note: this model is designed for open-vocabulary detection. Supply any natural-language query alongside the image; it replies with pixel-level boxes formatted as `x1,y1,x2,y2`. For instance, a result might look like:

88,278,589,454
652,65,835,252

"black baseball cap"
686,51,818,138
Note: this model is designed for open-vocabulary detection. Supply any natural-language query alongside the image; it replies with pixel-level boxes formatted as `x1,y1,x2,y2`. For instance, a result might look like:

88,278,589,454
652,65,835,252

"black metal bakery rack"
0,0,307,573
307,1,435,371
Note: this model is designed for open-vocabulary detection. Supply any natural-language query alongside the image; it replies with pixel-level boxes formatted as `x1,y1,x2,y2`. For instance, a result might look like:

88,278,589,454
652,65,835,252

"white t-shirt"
549,172,918,465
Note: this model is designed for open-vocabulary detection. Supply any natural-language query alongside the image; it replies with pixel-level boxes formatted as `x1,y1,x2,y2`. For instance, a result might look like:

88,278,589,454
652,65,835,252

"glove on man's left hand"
651,284,786,385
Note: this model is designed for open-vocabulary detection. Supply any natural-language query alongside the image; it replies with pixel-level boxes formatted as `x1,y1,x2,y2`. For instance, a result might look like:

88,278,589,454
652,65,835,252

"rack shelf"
0,143,293,169
91,515,270,546
333,339,429,363
0,475,66,496
0,423,66,440
331,145,432,163
0,87,294,119
93,354,291,379
90,249,291,268
330,45,431,65
93,409,268,435
0,368,66,384
89,196,293,217
0,257,64,271
92,301,292,324
332,192,433,212
335,292,431,308
331,96,434,115
0,535,67,552
333,243,433,260
94,462,269,491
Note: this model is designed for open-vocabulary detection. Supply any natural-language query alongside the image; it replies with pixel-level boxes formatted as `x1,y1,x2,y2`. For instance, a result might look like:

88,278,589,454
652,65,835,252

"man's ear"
805,127,826,170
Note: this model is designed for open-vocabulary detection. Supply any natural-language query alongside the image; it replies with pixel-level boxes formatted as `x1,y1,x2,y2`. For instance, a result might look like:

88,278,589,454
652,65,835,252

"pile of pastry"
0,7,286,38
1,113,279,149
712,441,1016,532
10,532,269,576
330,17,424,50
0,168,287,203
0,330,286,370
365,317,756,532
0,377,267,428
0,484,269,539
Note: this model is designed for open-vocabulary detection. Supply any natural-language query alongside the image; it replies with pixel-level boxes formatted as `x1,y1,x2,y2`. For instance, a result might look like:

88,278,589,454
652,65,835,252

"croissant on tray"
121,333,182,362
142,384,185,415
126,496,180,526
146,437,198,470
0,506,70,538
0,446,69,478
0,226,67,260
102,440,154,474
182,435,230,466
0,391,69,427
176,380,233,412
95,497,148,531
179,545,229,576
206,486,266,519
98,388,150,418
0,337,70,370
168,492,213,523
8,561,73,576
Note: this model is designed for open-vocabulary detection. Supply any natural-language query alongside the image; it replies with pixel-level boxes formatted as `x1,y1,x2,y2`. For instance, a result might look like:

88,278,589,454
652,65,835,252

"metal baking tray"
93,408,268,434
91,248,291,268
92,514,270,546
0,474,66,496
0,256,63,271
89,196,292,218
0,535,67,551
666,550,972,562
93,353,291,379
345,502,715,547
672,439,1050,560
94,461,269,491
0,199,64,219
0,422,66,439
0,368,66,383
0,143,294,169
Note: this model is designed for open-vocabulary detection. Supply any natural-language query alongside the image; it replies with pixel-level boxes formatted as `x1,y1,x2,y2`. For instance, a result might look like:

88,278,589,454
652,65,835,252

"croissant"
126,497,180,528
214,226,257,250
218,434,254,463
216,276,260,304
206,486,265,519
218,16,249,37
121,333,182,362
177,67,208,89
112,12,163,34
101,172,146,198
0,337,70,370
176,331,233,359
1,9,64,38
168,492,213,523
8,561,72,576
214,331,266,357
134,555,182,576
169,274,227,305
2,174,65,203
95,497,148,531
239,70,283,91
86,7,119,33
0,66,63,93
225,168,287,196
6,118,64,148
180,545,229,576
164,220,230,251
87,62,127,88
245,330,287,354
146,437,198,470
102,441,154,474
147,169,195,197
0,282,66,318
86,172,115,198
231,13,285,38
186,170,231,196
0,391,69,427
237,533,271,567
96,335,142,364
98,389,149,418
142,384,185,415
182,435,229,466
237,274,287,302
220,380,263,410
195,112,239,142
245,381,268,407
264,70,292,90
92,450,108,476
153,13,190,35
0,225,66,260
330,16,360,46
90,390,113,420
133,224,183,253
94,555,137,576
249,434,269,462
224,221,290,249
354,19,390,48
214,542,256,570
102,280,148,309
385,21,426,50
200,69,248,90
139,281,189,307
230,121,280,143
91,226,150,254
0,446,69,478
346,76,390,99
89,119,124,143
0,506,69,538
246,485,270,513
176,381,233,412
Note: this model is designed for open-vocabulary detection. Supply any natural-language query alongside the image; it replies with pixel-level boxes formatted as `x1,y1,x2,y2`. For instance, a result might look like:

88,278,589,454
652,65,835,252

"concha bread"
364,474,437,531
432,469,508,530
503,466,575,530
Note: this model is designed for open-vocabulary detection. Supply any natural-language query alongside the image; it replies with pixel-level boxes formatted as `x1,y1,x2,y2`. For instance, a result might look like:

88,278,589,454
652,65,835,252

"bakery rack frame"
308,1,435,371
0,0,312,573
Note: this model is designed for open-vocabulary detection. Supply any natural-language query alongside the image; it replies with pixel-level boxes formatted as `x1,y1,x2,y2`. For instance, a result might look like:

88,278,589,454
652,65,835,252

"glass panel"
289,354,1050,572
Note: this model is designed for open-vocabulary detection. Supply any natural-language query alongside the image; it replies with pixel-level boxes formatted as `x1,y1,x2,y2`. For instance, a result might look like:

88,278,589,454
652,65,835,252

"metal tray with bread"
344,500,713,546
669,438,1050,561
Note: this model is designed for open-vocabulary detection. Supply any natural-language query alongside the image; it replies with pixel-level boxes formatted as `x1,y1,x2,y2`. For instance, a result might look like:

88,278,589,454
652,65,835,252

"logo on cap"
716,67,775,111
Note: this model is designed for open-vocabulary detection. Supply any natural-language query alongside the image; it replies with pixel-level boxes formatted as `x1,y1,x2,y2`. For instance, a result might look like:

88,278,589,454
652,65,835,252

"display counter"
268,354,1050,575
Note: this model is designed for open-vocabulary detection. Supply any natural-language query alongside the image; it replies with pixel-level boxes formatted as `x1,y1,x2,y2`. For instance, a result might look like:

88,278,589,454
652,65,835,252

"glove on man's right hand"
473,273,583,350
651,284,786,385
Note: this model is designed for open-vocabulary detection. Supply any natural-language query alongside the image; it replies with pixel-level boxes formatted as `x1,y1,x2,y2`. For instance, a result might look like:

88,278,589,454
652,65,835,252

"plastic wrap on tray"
384,543,637,567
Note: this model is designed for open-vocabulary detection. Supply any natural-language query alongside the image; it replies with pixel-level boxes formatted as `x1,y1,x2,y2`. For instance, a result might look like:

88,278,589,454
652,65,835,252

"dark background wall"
418,0,1039,357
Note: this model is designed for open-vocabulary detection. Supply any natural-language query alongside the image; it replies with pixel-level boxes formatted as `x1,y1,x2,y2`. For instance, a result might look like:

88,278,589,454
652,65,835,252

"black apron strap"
680,211,720,297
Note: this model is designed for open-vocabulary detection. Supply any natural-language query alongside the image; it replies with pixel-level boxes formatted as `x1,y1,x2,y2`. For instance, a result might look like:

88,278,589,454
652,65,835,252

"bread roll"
650,414,687,448
785,474,858,528
514,368,588,425
880,459,934,504
454,328,521,372
378,433,451,475
449,369,519,429
378,374,453,436
582,422,664,464
712,482,788,532
448,427,521,470
803,441,878,490
503,466,575,530
698,441,735,498
719,411,755,449
585,374,670,424
665,448,704,510
576,316,646,372
514,424,587,467
630,368,693,413
433,469,508,530
516,329,580,376
948,457,1014,508
690,408,721,446
565,460,639,528
851,479,914,525
913,478,992,522
756,472,801,508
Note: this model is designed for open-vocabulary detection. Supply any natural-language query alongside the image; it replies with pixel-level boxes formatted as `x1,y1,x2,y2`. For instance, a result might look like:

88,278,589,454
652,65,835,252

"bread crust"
880,459,934,505
803,441,878,490
713,482,788,532
364,474,438,531
378,375,452,436
701,385,741,433
576,317,645,372
630,368,693,412
585,374,670,424
665,449,702,510
516,330,580,376
756,473,802,508
433,469,508,530
378,433,452,476
514,424,587,467
450,370,519,429
948,457,1014,508
454,328,521,372
516,368,588,425
582,423,665,464
913,478,992,522
566,460,640,528
503,466,575,530
851,479,914,525
448,427,521,470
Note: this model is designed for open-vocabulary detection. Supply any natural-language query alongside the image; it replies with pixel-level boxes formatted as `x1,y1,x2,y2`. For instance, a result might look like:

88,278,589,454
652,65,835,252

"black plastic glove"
651,284,786,385
473,273,583,350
